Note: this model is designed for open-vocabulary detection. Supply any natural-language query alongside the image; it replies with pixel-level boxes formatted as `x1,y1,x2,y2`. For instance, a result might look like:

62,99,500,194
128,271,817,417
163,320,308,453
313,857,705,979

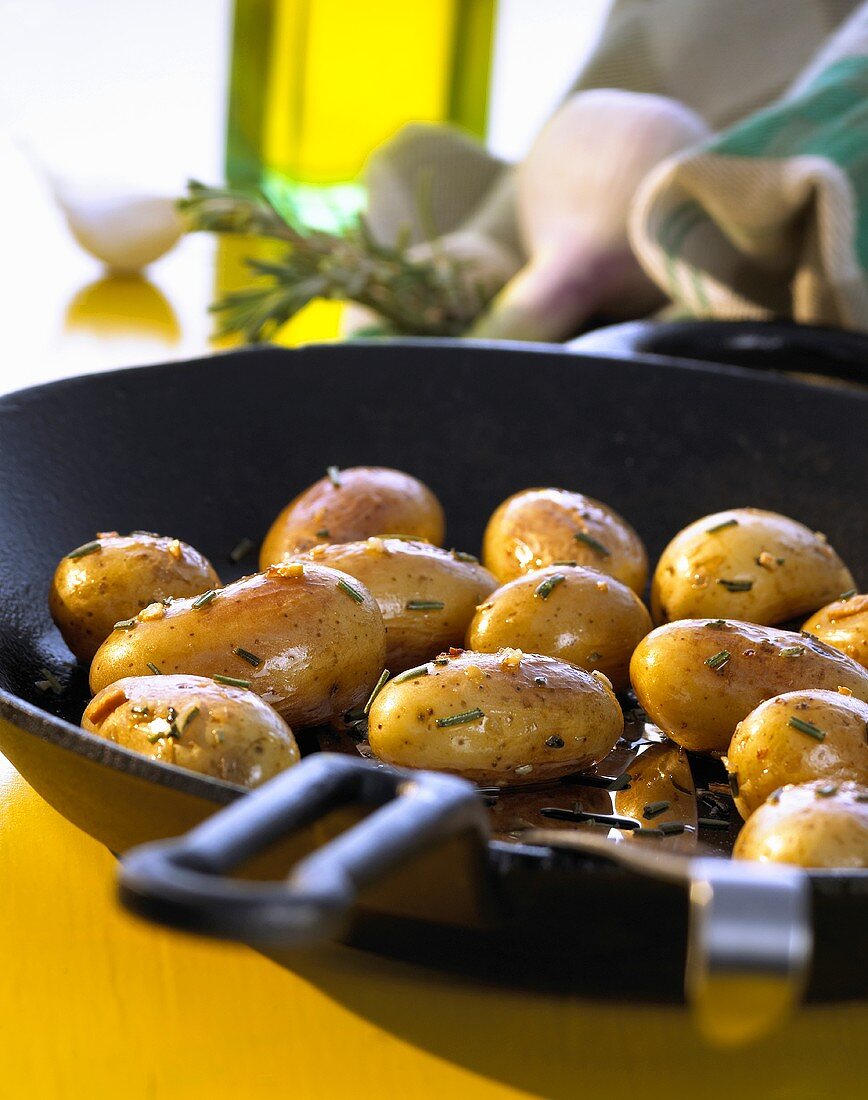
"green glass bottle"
225,0,496,228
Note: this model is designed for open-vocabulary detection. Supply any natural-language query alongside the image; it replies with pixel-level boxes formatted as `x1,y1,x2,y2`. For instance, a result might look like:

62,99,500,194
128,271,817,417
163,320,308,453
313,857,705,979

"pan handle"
522,828,812,1045
118,754,489,946
569,319,868,385
686,858,811,1047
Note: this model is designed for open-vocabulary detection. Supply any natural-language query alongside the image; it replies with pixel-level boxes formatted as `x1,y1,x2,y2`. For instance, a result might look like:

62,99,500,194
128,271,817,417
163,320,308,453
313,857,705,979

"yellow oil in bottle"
220,0,495,344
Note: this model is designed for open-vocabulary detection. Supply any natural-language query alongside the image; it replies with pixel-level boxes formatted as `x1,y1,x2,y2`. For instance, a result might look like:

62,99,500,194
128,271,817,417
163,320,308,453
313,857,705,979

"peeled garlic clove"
53,178,185,272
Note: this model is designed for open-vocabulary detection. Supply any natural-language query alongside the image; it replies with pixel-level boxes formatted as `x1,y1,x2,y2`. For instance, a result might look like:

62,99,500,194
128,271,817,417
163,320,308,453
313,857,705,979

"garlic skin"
472,89,710,341
52,177,185,273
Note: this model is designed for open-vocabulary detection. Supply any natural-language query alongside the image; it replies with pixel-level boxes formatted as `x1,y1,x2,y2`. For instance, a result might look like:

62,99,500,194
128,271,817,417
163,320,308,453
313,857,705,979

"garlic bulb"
52,176,185,273
472,89,710,341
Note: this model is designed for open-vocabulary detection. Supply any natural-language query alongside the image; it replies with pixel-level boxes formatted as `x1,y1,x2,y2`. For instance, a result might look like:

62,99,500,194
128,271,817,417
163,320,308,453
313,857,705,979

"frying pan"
0,335,865,1045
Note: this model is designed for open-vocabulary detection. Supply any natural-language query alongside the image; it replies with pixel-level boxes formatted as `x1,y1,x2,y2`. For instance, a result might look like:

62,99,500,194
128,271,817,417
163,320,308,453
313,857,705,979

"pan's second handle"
568,319,868,385
119,754,489,946
686,858,812,1047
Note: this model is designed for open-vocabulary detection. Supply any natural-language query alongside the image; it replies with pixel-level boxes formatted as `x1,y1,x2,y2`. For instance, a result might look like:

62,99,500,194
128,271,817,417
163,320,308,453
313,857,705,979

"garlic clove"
474,89,710,342
52,176,185,272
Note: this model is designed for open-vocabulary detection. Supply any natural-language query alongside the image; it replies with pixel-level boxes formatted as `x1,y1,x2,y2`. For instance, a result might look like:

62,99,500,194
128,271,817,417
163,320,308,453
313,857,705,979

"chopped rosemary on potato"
363,669,390,714
114,617,138,631
704,649,730,671
233,647,262,667
182,706,200,730
788,716,825,740
213,674,251,689
146,662,162,676
779,645,805,658
706,518,739,533
391,665,430,684
534,573,565,600
717,578,753,592
840,589,857,601
406,599,445,610
66,540,101,560
574,531,610,557
337,578,365,603
643,800,670,819
192,589,218,609
327,465,341,487
436,708,485,728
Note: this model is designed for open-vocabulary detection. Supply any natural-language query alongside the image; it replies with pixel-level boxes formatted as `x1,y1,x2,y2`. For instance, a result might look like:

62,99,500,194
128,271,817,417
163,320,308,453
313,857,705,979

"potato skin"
83,675,298,788
260,466,445,564
630,619,868,754
89,563,387,727
803,593,868,670
733,780,868,868
726,690,868,818
49,533,220,662
368,648,623,786
467,565,651,692
651,508,854,626
481,488,648,593
293,538,497,671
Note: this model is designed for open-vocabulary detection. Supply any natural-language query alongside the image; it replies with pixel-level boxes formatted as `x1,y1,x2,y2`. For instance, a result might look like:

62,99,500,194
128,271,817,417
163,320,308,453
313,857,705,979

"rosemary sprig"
179,181,491,342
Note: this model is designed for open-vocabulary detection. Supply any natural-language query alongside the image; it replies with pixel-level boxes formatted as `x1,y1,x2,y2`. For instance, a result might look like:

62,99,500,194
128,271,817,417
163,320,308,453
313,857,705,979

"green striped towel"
630,5,868,329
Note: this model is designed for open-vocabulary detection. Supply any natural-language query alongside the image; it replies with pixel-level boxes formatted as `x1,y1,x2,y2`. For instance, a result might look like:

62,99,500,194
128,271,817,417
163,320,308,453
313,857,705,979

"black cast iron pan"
0,334,865,1044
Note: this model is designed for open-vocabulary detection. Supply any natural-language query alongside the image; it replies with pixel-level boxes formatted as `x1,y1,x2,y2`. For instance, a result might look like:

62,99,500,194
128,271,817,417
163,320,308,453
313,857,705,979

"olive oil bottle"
220,0,495,345
226,0,495,223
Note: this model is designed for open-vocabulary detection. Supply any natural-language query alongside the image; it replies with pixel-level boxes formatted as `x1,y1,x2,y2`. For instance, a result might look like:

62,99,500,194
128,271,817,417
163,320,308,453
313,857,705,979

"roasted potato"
83,674,299,788
651,508,854,626
725,689,868,818
90,562,387,727
630,619,868,754
733,780,868,868
481,488,648,593
367,648,623,786
467,565,651,692
260,466,445,564
293,538,497,671
49,532,220,662
803,593,868,670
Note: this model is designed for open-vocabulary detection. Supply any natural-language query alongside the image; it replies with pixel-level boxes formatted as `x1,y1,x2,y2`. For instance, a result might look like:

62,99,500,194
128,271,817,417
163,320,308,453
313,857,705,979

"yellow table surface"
1,140,867,1100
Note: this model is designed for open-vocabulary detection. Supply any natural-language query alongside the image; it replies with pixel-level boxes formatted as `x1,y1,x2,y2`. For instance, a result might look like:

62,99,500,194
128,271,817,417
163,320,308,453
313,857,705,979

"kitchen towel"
630,3,868,328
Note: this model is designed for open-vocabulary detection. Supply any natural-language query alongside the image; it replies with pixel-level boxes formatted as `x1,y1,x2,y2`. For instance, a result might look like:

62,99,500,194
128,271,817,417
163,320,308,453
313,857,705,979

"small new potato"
83,675,299,788
734,780,868,868
726,690,868,818
49,532,221,662
651,508,854,625
90,563,387,728
630,619,868,754
368,648,623,786
467,565,651,692
481,487,648,593
803,593,868,670
295,538,497,670
260,466,445,564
